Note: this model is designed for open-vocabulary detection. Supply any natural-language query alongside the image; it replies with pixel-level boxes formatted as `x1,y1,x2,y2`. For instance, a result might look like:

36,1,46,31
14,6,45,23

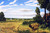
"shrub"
40,24,47,29
22,21,33,25
29,23,39,31
47,22,50,28
22,21,29,25
33,15,44,24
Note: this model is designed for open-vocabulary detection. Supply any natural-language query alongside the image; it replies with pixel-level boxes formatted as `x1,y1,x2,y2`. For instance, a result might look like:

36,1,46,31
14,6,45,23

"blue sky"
0,0,49,18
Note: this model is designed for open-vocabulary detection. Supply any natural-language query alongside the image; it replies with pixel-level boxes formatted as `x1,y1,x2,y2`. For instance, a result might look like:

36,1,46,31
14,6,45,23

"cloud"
2,8,36,18
25,0,38,3
25,0,34,3
34,0,38,3
40,12,44,17
0,8,44,18
0,4,18,8
25,0,39,7
0,9,7,12
18,8,33,12
0,1,4,5
25,4,39,7
0,8,14,12
0,0,45,18
9,0,17,4
20,4,23,6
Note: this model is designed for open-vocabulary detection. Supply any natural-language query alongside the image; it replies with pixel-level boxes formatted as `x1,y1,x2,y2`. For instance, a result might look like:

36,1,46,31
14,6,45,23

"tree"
46,3,50,28
33,7,43,24
37,0,49,22
47,3,50,13
35,7,40,15
0,12,6,21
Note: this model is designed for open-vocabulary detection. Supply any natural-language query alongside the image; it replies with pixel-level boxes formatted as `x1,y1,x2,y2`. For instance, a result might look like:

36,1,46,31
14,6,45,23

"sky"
0,0,49,19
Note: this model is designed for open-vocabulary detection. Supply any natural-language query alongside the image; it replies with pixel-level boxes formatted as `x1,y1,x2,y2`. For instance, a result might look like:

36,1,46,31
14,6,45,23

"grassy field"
0,20,32,33
0,20,50,33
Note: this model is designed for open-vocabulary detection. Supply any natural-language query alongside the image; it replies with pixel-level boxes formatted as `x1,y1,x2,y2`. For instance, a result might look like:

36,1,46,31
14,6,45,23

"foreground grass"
0,21,50,33
0,21,32,33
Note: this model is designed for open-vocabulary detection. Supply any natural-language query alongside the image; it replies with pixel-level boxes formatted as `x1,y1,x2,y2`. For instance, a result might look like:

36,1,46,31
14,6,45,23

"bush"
47,22,50,28
18,30,31,33
33,15,44,24
40,24,47,29
22,21,33,25
29,23,39,31
22,21,29,25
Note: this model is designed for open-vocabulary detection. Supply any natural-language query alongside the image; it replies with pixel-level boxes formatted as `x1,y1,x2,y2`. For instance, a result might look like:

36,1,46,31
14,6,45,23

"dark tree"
35,7,40,15
0,12,6,21
33,7,43,24
47,3,50,13
37,0,49,22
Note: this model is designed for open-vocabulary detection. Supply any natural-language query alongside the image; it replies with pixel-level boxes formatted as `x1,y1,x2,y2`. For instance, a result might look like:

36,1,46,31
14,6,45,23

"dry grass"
0,21,32,33
0,21,50,33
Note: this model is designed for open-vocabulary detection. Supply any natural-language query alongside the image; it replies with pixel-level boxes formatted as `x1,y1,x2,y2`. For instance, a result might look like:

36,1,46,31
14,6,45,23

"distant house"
43,13,50,22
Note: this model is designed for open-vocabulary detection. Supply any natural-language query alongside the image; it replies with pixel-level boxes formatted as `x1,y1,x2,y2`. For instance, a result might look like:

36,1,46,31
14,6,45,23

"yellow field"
0,21,50,33
0,21,32,33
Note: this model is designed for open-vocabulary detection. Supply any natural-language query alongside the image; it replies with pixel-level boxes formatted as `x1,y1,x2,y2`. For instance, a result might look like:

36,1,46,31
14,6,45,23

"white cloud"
0,9,7,12
18,8,33,12
0,8,44,18
0,1,4,5
34,0,38,3
20,4,23,6
0,4,18,8
2,8,36,18
12,4,18,6
25,4,39,7
25,0,34,3
9,0,17,4
25,0,38,3
0,0,44,18
25,0,39,7
40,12,44,17
0,8,13,12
